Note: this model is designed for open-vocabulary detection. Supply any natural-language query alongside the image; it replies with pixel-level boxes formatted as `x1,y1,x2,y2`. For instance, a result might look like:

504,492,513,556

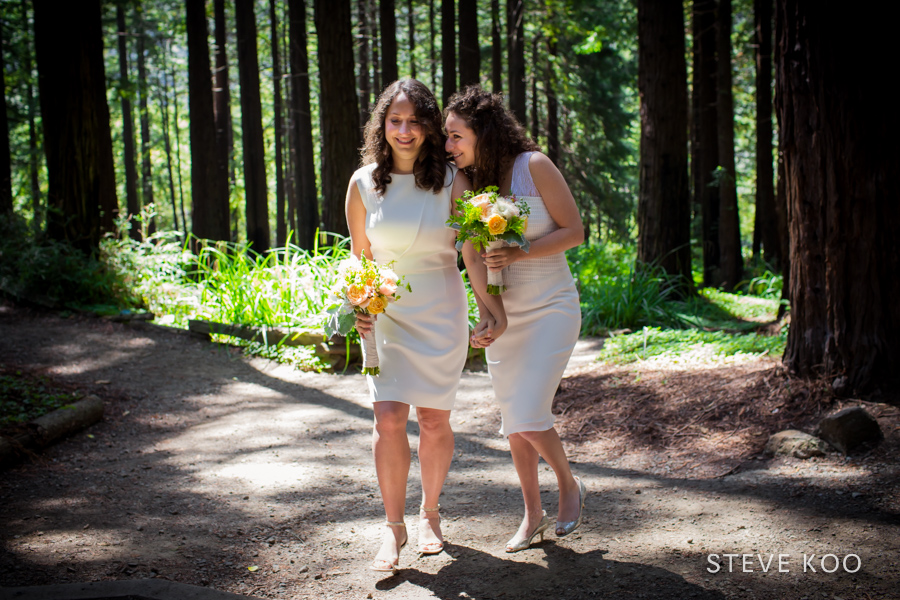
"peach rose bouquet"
446,186,531,294
324,255,409,375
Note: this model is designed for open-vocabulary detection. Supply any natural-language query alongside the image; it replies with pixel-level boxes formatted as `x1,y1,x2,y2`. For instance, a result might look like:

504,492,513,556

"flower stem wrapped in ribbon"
324,255,409,375
446,186,531,294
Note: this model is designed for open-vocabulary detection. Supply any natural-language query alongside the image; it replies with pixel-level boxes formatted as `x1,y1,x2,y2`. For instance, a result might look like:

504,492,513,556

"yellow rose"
367,296,387,314
487,214,507,235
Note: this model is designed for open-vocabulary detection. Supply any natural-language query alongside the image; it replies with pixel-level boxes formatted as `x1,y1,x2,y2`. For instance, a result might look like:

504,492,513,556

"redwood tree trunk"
33,0,118,253
236,0,270,253
380,0,398,85
636,0,692,289
506,0,526,124
441,0,456,105
116,4,140,237
777,0,900,394
213,0,234,219
716,0,743,289
314,0,356,238
490,0,502,93
271,0,287,247
357,0,371,127
546,39,559,166
692,0,720,286
0,22,14,214
137,16,155,234
288,0,320,248
458,0,479,88
407,0,416,79
754,0,778,269
22,0,42,231
186,0,229,243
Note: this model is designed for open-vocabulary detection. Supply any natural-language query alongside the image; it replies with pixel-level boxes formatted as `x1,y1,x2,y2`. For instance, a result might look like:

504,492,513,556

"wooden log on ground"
187,320,360,359
0,395,104,468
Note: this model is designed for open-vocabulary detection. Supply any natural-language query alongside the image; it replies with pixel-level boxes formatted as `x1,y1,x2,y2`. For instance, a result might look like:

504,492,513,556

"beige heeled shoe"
556,476,587,537
505,510,550,553
418,505,444,554
370,521,407,572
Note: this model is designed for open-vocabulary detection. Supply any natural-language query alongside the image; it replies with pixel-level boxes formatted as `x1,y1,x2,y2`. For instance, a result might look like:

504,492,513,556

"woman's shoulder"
351,162,377,182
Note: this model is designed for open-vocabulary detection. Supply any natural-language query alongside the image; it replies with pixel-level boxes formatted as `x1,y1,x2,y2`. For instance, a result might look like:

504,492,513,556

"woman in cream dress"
347,80,470,571
444,86,585,553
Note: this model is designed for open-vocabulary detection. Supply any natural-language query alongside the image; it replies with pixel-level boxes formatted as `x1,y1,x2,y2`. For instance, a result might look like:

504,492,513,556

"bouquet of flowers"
447,186,531,294
324,255,409,375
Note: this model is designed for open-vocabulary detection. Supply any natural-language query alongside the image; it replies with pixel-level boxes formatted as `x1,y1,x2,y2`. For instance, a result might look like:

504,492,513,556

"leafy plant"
0,373,80,428
598,326,787,365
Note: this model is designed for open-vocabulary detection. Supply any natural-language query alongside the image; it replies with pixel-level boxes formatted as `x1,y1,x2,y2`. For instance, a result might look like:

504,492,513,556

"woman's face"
444,111,477,169
384,92,424,167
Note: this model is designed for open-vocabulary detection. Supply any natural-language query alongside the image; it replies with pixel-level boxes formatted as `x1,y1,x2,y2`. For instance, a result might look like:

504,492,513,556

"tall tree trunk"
530,36,539,140
371,0,381,93
490,0,502,93
636,0,692,290
407,0,416,79
33,0,118,253
116,4,140,238
0,23,13,215
137,9,155,234
282,5,298,243
754,0,777,269
314,0,357,238
235,0,270,253
271,0,287,247
380,0,398,85
358,0,371,127
716,0,742,288
693,0,720,286
171,64,188,235
156,57,180,233
458,0,478,88
428,0,436,88
22,0,42,231
546,38,559,166
506,0,525,124
186,0,229,243
288,0,320,248
441,0,456,105
777,0,900,394
213,0,234,223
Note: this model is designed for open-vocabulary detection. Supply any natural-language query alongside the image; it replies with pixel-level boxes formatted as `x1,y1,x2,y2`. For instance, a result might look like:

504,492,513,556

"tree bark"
213,0,234,222
546,39,559,166
428,0,436,88
380,0,398,85
186,0,230,243
716,0,742,289
358,0,371,127
441,0,456,105
22,0,42,231
171,64,188,236
506,0,526,125
754,0,777,269
116,5,140,238
156,60,180,234
692,0,720,286
777,0,900,394
636,0,692,290
288,0,320,248
458,0,479,88
235,0,270,253
271,0,287,247
0,22,14,214
136,8,155,235
33,0,118,253
490,0,502,93
314,0,356,238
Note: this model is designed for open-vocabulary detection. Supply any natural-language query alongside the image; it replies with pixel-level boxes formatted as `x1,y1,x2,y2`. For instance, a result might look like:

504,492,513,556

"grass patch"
598,326,787,366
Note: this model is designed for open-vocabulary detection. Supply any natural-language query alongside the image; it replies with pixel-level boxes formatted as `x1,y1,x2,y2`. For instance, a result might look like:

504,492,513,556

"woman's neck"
391,156,418,174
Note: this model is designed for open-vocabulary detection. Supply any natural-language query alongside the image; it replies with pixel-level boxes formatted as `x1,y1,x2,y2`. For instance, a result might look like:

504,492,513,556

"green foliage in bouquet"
447,186,532,253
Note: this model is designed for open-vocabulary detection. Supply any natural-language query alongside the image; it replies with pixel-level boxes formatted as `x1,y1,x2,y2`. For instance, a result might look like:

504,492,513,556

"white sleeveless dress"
351,163,469,410
485,152,581,435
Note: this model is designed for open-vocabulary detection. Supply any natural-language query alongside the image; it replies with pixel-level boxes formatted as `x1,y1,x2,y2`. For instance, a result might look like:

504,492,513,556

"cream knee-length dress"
485,152,581,435
351,163,469,410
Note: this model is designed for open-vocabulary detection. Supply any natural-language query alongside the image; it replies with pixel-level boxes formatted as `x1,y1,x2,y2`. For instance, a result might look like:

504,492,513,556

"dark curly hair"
443,85,539,190
360,79,447,195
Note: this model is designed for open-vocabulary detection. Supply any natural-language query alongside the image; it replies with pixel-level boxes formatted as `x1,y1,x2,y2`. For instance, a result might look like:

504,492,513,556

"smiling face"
384,92,424,172
444,111,477,169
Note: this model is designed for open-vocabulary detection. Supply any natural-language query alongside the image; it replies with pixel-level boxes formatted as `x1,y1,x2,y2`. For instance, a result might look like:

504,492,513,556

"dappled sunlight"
213,459,311,490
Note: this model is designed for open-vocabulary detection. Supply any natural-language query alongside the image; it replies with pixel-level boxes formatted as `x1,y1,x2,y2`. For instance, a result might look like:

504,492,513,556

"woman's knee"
416,408,451,435
374,403,409,436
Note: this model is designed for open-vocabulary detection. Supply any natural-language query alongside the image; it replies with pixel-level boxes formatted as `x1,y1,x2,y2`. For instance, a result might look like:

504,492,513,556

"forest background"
0,0,896,401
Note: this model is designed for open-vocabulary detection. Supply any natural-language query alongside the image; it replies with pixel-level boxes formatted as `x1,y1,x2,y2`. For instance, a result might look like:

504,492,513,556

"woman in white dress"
346,79,470,572
444,86,586,552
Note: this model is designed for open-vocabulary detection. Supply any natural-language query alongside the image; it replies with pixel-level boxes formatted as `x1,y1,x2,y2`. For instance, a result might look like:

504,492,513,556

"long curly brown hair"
360,79,447,195
443,85,539,190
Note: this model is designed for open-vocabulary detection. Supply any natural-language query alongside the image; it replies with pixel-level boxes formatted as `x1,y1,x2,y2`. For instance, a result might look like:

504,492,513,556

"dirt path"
1,303,898,599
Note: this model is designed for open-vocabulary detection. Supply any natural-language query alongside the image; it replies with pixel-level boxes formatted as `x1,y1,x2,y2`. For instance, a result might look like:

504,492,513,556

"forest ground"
1,299,898,600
